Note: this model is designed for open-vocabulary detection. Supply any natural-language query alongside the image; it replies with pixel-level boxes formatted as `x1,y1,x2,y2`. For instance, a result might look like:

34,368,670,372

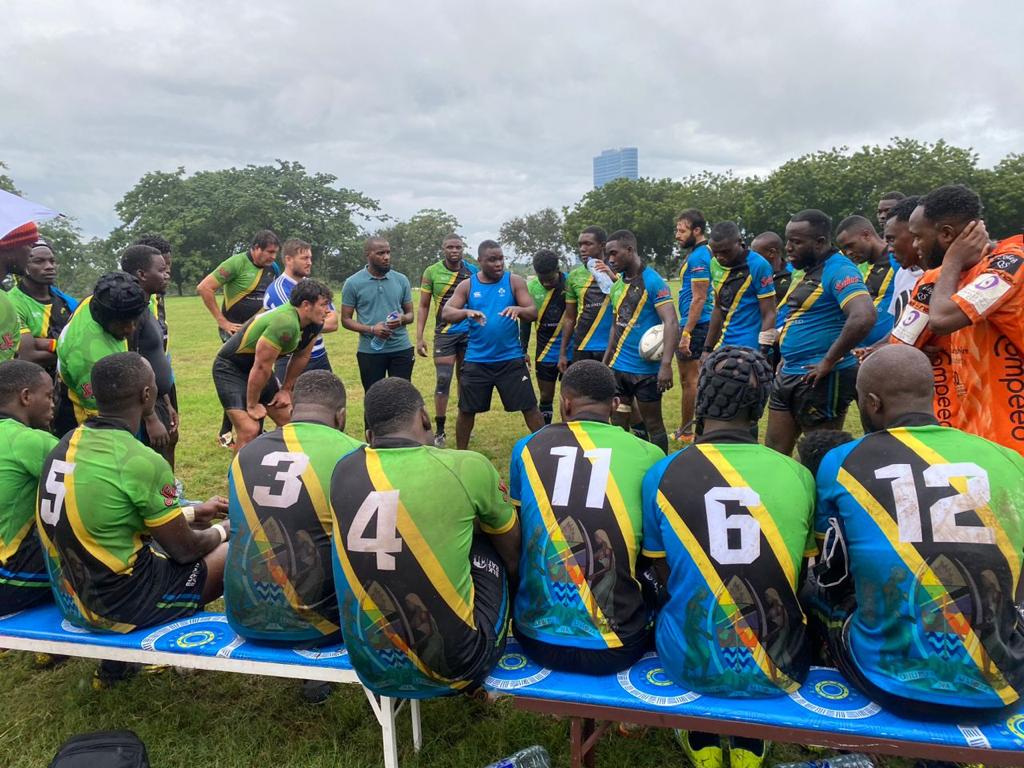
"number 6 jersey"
816,419,1024,708
641,433,816,697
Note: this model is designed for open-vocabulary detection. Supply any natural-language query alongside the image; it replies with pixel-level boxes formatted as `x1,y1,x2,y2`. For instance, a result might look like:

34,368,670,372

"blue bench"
484,639,1024,767
0,604,422,768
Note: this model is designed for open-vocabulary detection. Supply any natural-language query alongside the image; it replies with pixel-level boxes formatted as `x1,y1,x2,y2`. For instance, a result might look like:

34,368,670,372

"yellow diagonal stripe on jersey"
889,428,1021,594
568,421,637,570
536,289,562,361
655,489,799,692
435,269,461,333
716,274,752,348
576,275,607,351
609,290,647,366
698,444,797,586
364,448,476,629
231,453,339,637
873,267,895,308
0,518,35,562
224,268,265,310
836,467,1018,705
282,425,331,529
521,446,622,648
779,283,823,345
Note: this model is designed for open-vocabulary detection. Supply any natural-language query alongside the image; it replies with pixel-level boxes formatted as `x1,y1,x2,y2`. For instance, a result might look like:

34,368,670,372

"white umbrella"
0,189,60,240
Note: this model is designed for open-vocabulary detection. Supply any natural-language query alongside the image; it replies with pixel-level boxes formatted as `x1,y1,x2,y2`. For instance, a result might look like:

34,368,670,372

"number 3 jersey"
509,421,664,650
225,421,363,643
816,421,1024,709
330,443,517,698
641,436,816,697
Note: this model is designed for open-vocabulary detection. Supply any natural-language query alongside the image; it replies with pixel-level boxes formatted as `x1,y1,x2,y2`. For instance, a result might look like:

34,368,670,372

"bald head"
750,231,784,271
856,346,936,431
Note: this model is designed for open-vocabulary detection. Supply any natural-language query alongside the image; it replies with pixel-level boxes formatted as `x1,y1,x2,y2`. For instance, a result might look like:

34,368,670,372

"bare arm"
558,306,577,372
281,340,314,392
758,294,777,332
416,284,433,356
341,305,390,340
678,280,709,356
704,302,725,354
246,338,279,413
321,309,339,334
804,293,876,385
655,301,678,392
149,506,229,565
17,332,55,366
928,221,992,335
441,280,480,324
197,274,236,334
488,521,521,585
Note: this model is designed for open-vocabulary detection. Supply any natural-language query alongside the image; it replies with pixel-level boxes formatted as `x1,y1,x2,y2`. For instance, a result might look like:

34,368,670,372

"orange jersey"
949,235,1024,453
890,267,964,428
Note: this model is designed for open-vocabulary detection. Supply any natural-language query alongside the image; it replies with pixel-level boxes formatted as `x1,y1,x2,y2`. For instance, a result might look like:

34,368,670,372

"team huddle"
0,180,1022,768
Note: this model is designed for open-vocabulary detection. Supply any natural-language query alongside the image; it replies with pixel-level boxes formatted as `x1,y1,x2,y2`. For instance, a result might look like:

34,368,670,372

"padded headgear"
695,345,773,429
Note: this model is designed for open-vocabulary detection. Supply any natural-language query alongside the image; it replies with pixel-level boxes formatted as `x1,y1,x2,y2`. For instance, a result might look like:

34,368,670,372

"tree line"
3,138,1022,295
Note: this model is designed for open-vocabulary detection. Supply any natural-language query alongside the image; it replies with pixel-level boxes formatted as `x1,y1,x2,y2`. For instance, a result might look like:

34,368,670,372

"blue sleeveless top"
465,271,524,363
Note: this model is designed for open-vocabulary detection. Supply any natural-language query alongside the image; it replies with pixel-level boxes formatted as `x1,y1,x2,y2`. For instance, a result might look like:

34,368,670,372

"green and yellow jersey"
524,275,568,365
56,297,128,423
564,263,614,354
216,304,320,374
226,421,363,642
210,252,279,325
420,259,477,335
0,289,19,362
331,442,516,698
8,284,77,342
642,434,816,697
36,418,185,632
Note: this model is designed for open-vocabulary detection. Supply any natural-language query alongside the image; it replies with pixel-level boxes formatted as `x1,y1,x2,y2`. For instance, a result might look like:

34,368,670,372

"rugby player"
37,352,229,634
603,229,677,455
558,226,615,370
520,249,568,425
674,210,713,444
0,360,57,613
765,210,875,456
835,215,897,348
416,234,477,447
813,345,1024,715
330,377,520,698
510,360,663,674
442,240,543,450
197,229,281,340
750,231,792,305
121,245,178,463
703,222,777,354
133,234,173,350
876,190,905,229
883,195,924,314
264,238,338,378
0,221,37,362
9,239,79,436
57,272,149,424
341,237,415,393
213,279,331,452
908,184,1024,454
226,370,362,705
642,347,815,768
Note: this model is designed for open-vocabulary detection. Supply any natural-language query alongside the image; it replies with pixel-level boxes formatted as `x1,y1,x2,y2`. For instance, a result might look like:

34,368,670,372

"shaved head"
857,345,936,431
750,231,782,254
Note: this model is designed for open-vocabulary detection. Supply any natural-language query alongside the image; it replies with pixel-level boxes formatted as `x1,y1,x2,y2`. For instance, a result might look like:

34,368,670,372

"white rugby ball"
639,324,664,361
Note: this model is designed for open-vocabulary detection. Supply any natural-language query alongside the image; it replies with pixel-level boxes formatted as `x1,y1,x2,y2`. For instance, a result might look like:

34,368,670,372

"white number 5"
40,460,75,526
347,490,404,570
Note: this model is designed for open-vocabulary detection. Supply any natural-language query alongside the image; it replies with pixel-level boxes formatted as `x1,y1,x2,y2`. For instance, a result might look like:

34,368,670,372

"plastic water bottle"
774,754,875,768
588,258,614,294
482,745,551,768
370,310,401,351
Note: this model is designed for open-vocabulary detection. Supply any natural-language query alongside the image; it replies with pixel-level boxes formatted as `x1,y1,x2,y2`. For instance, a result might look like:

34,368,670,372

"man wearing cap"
0,222,38,362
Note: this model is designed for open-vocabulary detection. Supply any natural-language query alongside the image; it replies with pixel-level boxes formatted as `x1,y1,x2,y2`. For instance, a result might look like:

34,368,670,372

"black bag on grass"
49,730,150,768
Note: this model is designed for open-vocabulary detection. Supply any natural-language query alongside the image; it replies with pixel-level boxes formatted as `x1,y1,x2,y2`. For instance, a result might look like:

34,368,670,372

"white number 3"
347,490,404,571
252,451,310,509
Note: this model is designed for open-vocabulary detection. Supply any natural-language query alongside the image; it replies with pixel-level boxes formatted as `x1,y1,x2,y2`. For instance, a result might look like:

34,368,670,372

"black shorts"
213,357,279,412
514,625,650,676
0,533,52,614
572,349,605,363
769,367,858,427
68,549,207,632
274,350,333,382
613,369,662,403
675,322,709,363
535,361,560,383
459,359,537,414
433,332,469,359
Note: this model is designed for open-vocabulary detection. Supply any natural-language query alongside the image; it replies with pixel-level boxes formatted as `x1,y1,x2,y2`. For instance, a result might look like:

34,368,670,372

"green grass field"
0,295,887,768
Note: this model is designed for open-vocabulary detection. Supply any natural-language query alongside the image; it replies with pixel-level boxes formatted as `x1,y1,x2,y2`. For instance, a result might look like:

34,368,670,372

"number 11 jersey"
641,437,816,697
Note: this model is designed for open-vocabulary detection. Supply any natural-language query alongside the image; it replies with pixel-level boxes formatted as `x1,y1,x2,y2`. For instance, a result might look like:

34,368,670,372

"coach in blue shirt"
340,237,415,393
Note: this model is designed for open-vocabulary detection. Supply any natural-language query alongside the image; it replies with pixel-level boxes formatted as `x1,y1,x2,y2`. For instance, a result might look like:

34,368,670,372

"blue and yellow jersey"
815,421,1024,709
712,250,775,349
778,251,870,375
641,435,815,697
861,254,899,346
677,243,714,327
226,421,363,643
607,267,674,375
330,443,516,698
509,421,664,651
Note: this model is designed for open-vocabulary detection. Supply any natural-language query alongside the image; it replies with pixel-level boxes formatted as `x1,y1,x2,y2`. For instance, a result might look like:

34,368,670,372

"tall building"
593,147,639,188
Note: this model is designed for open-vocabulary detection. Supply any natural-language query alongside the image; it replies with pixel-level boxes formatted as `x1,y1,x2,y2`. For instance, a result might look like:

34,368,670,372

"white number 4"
347,490,404,570
40,460,75,526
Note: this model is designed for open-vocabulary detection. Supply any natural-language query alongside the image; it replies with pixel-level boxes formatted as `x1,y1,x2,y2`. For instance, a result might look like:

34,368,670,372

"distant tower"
593,147,639,188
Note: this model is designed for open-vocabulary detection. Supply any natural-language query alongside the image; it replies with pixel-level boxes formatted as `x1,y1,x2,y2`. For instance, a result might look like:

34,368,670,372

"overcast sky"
4,0,1023,247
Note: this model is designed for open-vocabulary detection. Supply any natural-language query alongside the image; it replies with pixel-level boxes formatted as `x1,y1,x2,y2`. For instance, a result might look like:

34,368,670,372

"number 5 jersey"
641,433,816,697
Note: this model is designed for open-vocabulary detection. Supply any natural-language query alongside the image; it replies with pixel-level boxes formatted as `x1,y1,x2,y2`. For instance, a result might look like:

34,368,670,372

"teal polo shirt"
341,267,413,354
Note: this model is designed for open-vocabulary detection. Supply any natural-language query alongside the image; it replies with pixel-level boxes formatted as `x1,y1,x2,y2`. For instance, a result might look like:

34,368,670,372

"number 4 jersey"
641,437,816,697
225,421,363,643
330,443,517,698
816,422,1024,709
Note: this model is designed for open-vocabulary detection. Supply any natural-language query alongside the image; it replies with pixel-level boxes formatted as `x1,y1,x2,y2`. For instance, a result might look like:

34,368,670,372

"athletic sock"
649,431,668,454
435,416,446,435
540,401,553,425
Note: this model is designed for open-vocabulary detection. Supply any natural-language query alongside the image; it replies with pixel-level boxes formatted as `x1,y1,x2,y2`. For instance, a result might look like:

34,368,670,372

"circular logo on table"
294,647,348,661
1007,714,1024,740
141,615,242,657
60,619,91,635
789,667,881,719
485,642,551,690
616,653,700,707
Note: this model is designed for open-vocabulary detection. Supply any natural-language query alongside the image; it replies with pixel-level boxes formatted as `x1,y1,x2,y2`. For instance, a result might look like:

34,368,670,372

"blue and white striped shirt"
263,273,332,360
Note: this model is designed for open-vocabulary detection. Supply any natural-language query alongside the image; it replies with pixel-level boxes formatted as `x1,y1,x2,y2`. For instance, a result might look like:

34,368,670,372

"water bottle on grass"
482,745,551,768
773,754,875,768
370,310,401,351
